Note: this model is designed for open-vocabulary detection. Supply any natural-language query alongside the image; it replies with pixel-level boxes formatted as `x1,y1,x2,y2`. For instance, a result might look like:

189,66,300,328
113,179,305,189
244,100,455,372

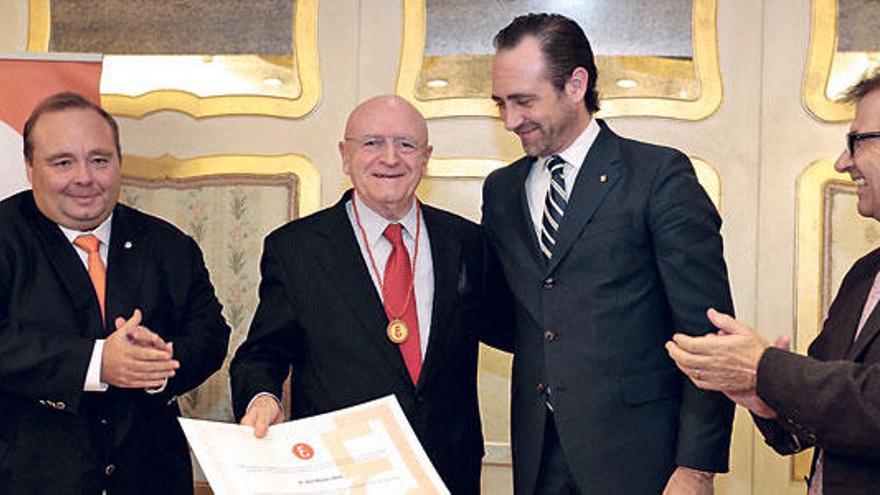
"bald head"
344,95,428,143
339,95,433,221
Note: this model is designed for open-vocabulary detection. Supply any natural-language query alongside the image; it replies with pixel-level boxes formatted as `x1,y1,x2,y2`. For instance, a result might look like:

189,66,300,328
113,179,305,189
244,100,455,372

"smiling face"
492,35,590,157
26,108,121,230
836,88,880,221
338,96,432,221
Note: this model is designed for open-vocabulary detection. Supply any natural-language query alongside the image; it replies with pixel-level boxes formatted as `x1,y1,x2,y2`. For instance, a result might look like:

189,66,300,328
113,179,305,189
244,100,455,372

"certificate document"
179,395,449,495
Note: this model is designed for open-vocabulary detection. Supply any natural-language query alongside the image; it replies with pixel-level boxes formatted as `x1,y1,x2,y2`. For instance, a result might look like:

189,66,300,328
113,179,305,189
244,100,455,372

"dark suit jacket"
481,120,735,494
755,247,880,495
230,191,510,495
0,191,230,495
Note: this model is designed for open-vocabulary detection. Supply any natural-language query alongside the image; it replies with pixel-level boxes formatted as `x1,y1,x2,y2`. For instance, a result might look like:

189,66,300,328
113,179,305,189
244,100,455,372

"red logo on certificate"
292,443,314,460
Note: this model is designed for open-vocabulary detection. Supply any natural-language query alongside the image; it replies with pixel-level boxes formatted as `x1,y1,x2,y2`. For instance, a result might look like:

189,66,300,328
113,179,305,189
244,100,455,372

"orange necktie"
74,234,106,321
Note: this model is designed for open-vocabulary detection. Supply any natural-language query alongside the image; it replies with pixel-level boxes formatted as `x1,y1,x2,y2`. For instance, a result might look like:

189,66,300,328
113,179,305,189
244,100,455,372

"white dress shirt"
345,192,435,358
248,193,436,414
525,117,601,238
59,216,112,393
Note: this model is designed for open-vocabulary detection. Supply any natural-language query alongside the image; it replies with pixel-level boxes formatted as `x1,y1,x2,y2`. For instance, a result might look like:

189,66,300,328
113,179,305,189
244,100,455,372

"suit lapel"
849,306,880,360
314,192,412,383
823,275,869,359
546,122,622,275
500,157,546,278
24,195,103,337
515,158,543,263
416,206,461,389
846,258,880,360
104,205,145,336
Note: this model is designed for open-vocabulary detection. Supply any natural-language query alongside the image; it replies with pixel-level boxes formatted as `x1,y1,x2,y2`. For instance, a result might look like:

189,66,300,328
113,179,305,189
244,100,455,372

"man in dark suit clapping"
0,92,230,494
667,68,880,495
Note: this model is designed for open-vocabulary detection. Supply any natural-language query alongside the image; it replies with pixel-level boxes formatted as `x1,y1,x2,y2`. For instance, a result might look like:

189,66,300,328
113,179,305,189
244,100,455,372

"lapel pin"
124,241,133,250
600,174,607,183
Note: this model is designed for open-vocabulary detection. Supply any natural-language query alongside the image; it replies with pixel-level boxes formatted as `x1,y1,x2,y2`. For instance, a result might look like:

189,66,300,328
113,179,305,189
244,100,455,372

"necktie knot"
546,155,565,175
74,234,101,253
383,223,404,246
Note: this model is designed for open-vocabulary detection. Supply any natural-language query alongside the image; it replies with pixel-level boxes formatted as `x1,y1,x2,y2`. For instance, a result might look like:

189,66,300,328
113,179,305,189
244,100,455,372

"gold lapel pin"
599,174,607,183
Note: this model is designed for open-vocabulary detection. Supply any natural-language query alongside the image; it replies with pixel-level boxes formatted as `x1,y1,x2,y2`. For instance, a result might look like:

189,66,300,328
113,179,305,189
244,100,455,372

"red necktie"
74,234,106,321
382,224,422,383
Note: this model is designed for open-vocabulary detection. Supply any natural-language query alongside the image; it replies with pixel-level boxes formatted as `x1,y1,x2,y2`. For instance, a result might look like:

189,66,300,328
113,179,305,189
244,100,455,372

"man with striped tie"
482,13,735,495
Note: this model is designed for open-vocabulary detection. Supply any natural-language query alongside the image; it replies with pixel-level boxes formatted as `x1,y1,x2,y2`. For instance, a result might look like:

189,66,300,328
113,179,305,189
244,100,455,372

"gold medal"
387,318,409,344
352,195,421,348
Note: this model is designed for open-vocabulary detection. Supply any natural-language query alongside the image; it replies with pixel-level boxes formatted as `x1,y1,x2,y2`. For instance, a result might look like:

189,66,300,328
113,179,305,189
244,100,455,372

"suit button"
105,464,115,476
543,277,555,289
536,383,546,395
100,418,109,426
543,330,556,342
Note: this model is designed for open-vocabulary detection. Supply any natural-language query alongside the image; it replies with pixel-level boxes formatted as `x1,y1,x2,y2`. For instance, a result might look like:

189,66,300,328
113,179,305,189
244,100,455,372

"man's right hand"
721,332,791,419
241,395,284,438
101,309,179,388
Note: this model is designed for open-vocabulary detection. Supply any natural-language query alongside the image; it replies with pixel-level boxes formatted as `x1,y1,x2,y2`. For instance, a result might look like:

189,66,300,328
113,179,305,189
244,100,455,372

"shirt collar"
59,214,113,247
540,117,600,170
352,192,419,246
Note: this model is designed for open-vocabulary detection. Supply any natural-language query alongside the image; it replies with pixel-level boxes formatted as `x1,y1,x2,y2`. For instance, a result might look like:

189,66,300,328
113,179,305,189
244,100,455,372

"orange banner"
0,56,102,200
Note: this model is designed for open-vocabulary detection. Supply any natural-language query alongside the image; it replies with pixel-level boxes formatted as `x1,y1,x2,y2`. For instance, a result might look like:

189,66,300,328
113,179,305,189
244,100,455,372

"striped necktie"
539,155,567,261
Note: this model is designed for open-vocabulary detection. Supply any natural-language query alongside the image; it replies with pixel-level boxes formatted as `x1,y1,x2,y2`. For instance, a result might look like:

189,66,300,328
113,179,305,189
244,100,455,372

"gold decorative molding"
599,1,722,121
792,158,850,480
801,0,880,122
121,153,320,218
193,482,213,495
795,159,848,357
802,0,849,122
397,0,721,121
27,0,321,119
691,157,722,212
26,0,50,51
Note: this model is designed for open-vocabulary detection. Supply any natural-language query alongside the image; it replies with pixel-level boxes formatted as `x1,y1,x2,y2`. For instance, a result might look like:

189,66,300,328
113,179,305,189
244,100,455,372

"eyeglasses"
847,131,880,156
344,135,425,155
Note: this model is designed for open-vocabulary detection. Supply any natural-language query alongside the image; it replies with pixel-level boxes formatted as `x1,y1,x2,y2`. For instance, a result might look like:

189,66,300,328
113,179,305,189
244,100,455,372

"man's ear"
567,67,589,102
338,141,351,174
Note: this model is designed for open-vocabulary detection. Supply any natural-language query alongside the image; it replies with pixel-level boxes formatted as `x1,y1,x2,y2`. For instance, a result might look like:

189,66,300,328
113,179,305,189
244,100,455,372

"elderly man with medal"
229,95,512,495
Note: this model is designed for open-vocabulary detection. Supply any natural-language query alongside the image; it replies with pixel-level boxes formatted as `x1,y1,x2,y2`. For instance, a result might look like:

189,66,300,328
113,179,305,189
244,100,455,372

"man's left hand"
662,466,714,495
665,308,770,392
